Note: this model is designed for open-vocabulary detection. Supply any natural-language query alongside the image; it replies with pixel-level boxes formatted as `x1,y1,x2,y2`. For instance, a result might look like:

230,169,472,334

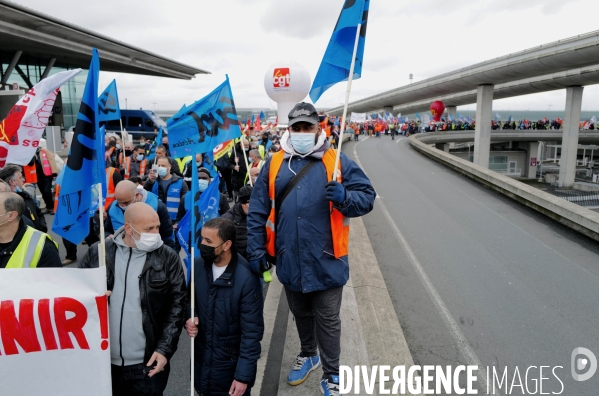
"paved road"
344,136,599,395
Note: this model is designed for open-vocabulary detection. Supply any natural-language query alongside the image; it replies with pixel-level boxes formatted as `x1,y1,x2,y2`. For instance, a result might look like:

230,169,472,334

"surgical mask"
157,166,168,178
198,179,209,192
289,132,316,154
200,242,224,264
116,144,121,149
248,157,254,163
136,154,144,161
129,224,163,252
15,186,22,193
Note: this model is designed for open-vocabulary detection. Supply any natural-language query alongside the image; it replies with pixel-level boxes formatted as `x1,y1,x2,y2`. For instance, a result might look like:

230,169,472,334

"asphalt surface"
344,135,599,395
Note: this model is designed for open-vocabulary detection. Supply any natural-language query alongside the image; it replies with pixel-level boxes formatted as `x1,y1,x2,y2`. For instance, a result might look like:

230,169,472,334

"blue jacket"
146,175,187,220
247,144,376,293
189,252,263,394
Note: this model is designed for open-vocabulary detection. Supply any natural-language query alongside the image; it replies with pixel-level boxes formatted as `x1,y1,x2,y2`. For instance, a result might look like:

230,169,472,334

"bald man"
0,192,61,268
104,180,176,250
79,202,186,396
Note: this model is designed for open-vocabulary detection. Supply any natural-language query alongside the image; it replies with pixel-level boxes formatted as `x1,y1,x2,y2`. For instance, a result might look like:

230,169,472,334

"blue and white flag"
97,79,121,123
508,115,513,122
448,114,454,122
168,77,242,158
309,0,370,103
146,127,163,162
53,48,104,244
415,112,421,121
495,112,501,121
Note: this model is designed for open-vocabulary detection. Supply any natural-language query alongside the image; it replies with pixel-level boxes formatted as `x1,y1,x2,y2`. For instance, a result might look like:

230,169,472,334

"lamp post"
409,74,413,84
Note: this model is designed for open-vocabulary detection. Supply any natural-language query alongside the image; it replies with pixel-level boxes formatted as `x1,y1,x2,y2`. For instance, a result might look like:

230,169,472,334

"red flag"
254,113,262,131
274,116,278,127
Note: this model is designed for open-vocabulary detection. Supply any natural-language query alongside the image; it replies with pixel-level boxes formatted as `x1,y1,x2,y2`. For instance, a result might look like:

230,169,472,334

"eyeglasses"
290,124,317,132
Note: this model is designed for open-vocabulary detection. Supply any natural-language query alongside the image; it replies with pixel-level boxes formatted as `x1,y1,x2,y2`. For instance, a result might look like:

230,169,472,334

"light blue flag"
415,112,421,120
198,172,221,229
508,115,513,122
309,0,370,103
167,104,188,128
176,211,192,284
98,79,120,123
259,111,265,122
146,127,163,162
168,77,242,158
53,48,104,244
251,113,255,125
448,114,454,122
202,151,219,179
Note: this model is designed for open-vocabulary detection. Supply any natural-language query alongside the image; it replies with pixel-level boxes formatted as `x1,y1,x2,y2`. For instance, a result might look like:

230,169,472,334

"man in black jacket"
79,202,186,396
0,164,47,232
227,140,250,203
185,218,263,396
222,185,252,260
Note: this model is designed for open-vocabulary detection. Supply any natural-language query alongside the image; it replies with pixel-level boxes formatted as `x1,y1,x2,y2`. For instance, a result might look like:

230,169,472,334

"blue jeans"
111,362,170,396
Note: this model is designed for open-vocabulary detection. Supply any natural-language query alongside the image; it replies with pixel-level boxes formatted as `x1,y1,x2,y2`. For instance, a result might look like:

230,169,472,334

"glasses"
290,124,317,132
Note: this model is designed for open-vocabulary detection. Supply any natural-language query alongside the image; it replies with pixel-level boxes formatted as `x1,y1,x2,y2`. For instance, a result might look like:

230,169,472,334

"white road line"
353,139,501,395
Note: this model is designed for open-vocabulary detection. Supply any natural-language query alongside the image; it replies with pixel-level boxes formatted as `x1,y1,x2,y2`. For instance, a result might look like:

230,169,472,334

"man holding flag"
247,102,375,395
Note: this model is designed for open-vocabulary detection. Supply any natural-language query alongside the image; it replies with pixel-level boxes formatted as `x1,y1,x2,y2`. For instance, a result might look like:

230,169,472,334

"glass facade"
0,50,87,130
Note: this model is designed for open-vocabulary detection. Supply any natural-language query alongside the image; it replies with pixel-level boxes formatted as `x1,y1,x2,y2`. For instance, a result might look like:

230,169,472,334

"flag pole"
240,136,253,187
190,247,195,396
97,184,106,267
332,23,362,181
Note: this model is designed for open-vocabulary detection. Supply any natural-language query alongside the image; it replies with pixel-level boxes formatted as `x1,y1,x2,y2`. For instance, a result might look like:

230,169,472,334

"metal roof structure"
0,0,209,80
327,30,599,115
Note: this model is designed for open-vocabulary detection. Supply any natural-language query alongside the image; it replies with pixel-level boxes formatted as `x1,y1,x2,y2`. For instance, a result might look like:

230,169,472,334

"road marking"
353,139,502,395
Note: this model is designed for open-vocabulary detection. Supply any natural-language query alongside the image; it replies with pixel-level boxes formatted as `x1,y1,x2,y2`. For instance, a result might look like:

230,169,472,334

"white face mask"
128,224,163,252
289,132,316,154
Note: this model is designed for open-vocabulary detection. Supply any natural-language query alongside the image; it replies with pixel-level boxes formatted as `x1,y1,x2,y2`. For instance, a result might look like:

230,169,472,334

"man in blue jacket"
247,102,375,396
185,218,264,396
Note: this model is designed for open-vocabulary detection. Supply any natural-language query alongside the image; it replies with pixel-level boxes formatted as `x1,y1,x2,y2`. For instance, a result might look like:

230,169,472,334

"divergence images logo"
273,68,290,88
571,347,597,382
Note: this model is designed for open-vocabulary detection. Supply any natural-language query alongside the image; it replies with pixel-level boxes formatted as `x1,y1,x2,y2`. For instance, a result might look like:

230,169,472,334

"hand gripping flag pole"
332,24,361,181
240,135,253,187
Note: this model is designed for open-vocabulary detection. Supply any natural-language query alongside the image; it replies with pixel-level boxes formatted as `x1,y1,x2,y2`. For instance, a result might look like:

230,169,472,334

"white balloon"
264,61,312,126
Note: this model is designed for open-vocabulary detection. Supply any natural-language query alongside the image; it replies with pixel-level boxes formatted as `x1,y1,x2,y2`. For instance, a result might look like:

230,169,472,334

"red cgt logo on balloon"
430,101,446,122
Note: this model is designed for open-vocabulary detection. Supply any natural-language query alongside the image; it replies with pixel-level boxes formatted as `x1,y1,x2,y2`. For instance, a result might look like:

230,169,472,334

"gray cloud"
259,0,341,39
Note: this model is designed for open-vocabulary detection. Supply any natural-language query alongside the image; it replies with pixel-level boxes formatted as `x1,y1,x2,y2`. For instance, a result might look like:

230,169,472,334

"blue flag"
508,115,513,122
415,112,421,120
167,104,188,128
202,151,219,179
146,127,163,162
98,79,121,123
260,111,265,121
168,77,242,158
53,48,104,244
309,0,370,103
251,113,255,125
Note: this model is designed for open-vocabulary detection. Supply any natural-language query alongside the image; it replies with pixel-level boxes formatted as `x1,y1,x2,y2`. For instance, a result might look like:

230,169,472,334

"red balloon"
430,101,446,122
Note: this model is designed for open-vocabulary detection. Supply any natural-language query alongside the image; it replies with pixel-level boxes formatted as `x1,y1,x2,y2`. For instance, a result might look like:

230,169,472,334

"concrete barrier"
409,133,599,242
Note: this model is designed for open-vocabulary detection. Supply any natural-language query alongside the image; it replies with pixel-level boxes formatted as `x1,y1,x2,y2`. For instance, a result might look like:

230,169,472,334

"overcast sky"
17,0,599,113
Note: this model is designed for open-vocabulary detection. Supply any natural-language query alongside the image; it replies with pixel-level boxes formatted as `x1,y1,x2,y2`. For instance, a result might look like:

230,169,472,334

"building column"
473,85,494,168
446,106,457,120
40,58,56,80
0,51,23,87
558,86,584,187
526,142,540,178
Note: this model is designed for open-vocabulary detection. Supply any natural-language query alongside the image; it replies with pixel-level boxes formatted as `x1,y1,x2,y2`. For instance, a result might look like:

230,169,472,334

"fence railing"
546,188,599,207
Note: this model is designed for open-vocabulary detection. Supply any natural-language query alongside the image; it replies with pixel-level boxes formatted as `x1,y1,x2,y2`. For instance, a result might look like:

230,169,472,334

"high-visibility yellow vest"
5,227,56,268
176,156,192,173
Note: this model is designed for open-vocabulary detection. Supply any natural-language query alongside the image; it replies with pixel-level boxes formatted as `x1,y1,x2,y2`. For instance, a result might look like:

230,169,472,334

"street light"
409,74,413,84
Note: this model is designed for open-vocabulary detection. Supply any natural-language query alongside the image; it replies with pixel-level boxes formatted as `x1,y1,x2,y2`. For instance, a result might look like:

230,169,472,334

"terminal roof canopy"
327,29,599,115
0,0,209,80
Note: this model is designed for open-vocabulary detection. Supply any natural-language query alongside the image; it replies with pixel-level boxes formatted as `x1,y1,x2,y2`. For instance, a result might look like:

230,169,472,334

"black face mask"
200,242,224,264
163,143,169,149
125,149,132,156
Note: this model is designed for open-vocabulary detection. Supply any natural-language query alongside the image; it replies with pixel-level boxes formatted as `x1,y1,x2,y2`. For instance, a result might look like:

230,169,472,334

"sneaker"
287,353,320,386
320,375,341,396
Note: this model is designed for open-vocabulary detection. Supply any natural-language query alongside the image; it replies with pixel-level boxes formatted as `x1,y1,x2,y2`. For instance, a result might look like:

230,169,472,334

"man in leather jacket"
79,202,186,396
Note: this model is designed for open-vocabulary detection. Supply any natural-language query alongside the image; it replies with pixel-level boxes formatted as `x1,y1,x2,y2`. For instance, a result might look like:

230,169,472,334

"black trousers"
285,286,343,378
62,219,100,260
221,167,233,199
37,174,53,211
111,363,170,396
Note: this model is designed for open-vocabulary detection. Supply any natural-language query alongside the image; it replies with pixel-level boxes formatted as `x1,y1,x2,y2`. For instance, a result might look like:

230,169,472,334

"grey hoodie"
109,227,148,366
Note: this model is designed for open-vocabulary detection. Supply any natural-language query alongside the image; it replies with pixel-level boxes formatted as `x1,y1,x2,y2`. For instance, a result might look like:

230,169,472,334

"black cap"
288,102,319,126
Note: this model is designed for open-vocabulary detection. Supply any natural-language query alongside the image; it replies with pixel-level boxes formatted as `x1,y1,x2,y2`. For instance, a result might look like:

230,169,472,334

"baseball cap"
288,102,319,126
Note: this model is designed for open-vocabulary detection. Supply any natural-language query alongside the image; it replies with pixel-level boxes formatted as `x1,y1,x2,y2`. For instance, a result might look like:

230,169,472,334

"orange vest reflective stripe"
124,157,147,179
40,150,52,176
53,184,60,213
23,164,37,183
266,149,349,259
105,168,116,210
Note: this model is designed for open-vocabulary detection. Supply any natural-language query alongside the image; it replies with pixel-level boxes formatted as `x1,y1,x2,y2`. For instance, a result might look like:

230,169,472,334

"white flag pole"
332,23,361,181
97,185,106,267
240,136,253,187
190,246,195,396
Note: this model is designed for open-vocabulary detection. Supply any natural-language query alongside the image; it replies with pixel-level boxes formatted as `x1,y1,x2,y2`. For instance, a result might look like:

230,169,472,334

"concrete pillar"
435,143,449,152
473,85,494,168
558,86,584,187
0,51,22,87
526,142,540,178
446,106,457,120
40,58,56,80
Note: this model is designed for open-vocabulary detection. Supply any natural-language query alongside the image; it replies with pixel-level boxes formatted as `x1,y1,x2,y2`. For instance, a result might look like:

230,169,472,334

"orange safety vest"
23,164,37,184
266,149,349,259
105,168,116,210
123,157,147,179
53,184,60,213
40,150,52,176
320,117,331,138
